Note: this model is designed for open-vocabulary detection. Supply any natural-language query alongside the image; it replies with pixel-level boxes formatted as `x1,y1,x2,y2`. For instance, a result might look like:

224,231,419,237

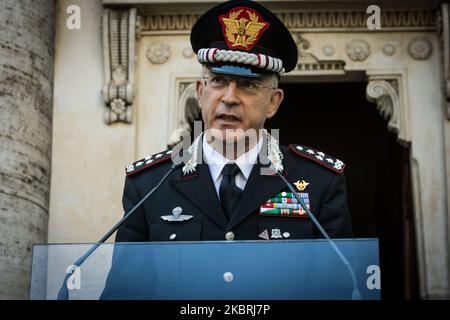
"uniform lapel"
228,162,287,230
171,163,228,229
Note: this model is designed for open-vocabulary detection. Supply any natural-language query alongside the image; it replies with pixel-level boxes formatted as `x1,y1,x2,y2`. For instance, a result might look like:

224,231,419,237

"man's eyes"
211,76,228,84
209,76,262,89
241,80,261,89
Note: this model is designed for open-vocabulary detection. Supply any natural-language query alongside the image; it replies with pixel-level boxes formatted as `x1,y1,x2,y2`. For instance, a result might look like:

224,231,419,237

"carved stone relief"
147,42,171,64
102,8,137,124
439,3,450,119
168,82,201,148
366,76,411,146
291,32,346,74
322,45,335,57
139,10,436,34
183,47,194,59
346,40,370,61
408,38,433,60
383,44,396,56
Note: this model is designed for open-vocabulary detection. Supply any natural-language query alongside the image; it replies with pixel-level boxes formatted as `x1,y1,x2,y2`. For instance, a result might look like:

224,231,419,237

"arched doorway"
266,81,419,299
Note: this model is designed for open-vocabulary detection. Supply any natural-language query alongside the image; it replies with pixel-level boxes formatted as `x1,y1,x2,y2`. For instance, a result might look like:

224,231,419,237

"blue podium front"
30,239,380,300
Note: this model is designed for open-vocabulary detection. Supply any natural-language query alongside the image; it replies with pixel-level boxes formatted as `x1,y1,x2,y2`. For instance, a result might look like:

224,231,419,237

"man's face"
196,67,284,145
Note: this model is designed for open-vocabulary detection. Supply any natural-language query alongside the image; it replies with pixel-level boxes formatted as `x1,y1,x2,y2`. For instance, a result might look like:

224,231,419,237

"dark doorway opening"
266,81,419,299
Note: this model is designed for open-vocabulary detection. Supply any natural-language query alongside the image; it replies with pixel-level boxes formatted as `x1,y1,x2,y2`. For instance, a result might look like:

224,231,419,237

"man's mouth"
216,113,241,122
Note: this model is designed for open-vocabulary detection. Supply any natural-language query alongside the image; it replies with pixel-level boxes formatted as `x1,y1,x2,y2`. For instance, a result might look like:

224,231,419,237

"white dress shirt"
203,135,263,199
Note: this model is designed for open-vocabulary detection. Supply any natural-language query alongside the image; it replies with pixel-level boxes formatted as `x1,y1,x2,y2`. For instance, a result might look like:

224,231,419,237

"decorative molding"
408,38,433,60
102,8,137,124
383,44,396,56
182,47,194,59
322,45,335,57
346,40,371,61
141,13,199,34
140,10,437,35
366,75,411,146
135,14,142,39
168,80,201,148
440,4,450,119
146,42,171,64
292,33,346,75
276,11,436,31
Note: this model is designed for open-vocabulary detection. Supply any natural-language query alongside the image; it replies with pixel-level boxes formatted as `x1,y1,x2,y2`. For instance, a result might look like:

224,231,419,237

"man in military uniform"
116,0,352,242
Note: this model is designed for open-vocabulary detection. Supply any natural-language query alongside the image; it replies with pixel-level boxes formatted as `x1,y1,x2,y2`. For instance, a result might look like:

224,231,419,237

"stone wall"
0,0,55,299
48,0,135,243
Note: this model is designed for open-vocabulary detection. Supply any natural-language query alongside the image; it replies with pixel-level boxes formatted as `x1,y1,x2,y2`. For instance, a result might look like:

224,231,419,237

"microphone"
275,171,362,300
57,162,181,300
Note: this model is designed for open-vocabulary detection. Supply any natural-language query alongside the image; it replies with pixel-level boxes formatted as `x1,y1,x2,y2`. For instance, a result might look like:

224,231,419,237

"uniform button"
225,231,235,241
223,272,234,282
283,232,290,238
169,233,176,240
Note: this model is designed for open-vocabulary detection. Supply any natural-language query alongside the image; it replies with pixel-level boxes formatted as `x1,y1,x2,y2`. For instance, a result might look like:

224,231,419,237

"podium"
30,239,380,300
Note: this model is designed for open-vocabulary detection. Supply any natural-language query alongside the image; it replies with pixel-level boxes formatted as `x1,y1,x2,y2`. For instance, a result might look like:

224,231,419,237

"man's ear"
266,88,284,119
195,79,203,104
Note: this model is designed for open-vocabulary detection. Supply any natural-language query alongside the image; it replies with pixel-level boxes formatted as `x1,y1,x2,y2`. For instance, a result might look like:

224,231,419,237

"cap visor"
208,64,271,78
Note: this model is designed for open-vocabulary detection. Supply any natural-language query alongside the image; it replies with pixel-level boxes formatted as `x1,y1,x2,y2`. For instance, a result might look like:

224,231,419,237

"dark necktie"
219,163,243,221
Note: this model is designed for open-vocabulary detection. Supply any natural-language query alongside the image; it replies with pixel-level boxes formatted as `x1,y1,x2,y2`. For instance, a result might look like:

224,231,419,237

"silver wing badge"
160,206,193,222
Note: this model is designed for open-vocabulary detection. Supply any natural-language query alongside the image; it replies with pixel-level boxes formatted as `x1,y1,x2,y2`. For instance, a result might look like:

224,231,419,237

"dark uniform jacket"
115,136,353,242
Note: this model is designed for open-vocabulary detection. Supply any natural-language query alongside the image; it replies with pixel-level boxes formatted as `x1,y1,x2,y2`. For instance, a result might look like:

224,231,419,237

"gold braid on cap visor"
197,48,284,74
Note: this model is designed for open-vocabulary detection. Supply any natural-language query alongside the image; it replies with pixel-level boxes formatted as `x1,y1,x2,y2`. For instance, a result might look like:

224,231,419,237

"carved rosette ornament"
147,42,171,64
346,40,370,61
102,8,137,124
322,45,335,57
182,47,194,59
383,44,396,56
408,38,432,60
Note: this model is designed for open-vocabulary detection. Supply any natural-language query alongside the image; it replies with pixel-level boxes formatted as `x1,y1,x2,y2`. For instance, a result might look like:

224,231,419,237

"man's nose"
221,80,240,106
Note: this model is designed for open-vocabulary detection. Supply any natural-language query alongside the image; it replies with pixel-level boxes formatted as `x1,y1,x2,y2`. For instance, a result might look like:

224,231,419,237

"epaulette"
289,144,345,174
125,149,173,176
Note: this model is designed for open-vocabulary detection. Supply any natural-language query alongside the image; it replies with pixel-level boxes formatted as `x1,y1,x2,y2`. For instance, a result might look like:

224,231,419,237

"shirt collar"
203,134,263,183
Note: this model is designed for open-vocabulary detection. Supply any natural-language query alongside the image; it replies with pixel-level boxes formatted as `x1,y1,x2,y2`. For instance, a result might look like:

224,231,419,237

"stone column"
0,0,55,299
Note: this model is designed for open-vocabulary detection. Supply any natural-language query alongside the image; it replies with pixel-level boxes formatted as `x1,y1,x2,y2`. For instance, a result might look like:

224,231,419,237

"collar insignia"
182,134,202,176
266,132,284,173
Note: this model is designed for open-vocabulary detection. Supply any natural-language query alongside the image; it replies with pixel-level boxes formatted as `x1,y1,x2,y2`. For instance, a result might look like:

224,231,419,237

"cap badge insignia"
294,180,309,191
219,7,270,51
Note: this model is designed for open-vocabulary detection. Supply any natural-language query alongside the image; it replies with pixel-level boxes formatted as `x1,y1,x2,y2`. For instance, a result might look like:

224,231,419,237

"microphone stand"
57,162,180,300
276,171,362,300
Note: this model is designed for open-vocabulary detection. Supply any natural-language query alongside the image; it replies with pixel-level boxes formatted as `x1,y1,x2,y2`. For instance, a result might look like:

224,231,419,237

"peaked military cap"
190,0,298,77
